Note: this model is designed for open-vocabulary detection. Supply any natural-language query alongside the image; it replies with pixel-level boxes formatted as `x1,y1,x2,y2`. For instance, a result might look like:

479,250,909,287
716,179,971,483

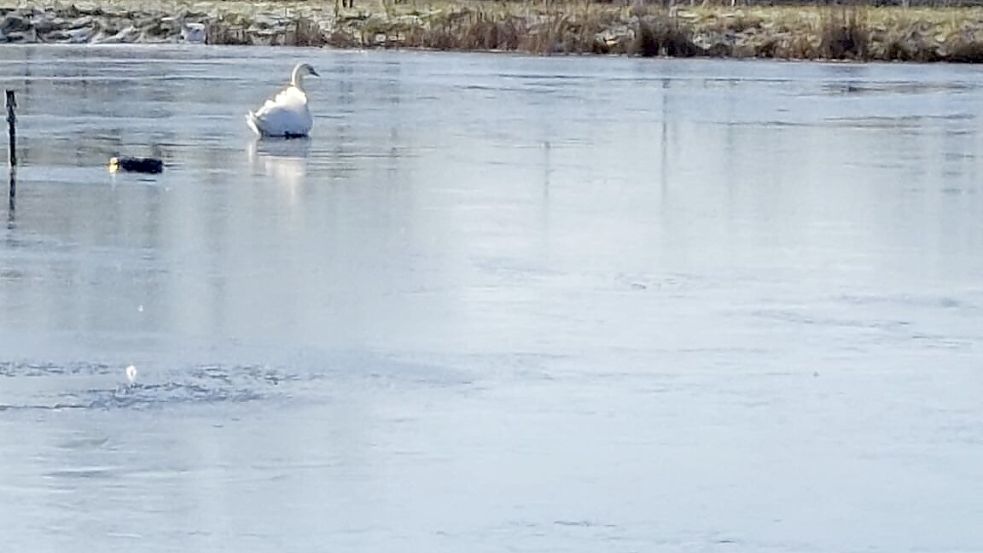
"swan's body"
246,63,319,138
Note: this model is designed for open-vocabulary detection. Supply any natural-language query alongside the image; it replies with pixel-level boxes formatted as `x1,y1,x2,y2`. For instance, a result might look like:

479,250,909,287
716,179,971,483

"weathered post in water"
6,89,16,205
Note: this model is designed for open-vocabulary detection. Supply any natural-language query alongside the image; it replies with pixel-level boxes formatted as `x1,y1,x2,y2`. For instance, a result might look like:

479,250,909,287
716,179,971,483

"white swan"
246,63,319,138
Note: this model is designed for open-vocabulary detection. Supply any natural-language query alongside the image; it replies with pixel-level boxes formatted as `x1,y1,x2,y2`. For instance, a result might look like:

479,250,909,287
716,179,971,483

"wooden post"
6,89,15,206
6,90,16,167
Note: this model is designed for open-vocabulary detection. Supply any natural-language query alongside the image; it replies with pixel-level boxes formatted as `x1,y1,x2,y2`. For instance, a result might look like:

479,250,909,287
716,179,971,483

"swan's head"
291,63,320,87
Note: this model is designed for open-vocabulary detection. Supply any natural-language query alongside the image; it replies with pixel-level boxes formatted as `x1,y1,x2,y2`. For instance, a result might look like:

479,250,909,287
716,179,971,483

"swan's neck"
291,67,305,89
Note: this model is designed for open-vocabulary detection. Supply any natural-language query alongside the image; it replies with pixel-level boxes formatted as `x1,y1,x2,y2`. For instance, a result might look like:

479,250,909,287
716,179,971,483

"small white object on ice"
125,365,138,384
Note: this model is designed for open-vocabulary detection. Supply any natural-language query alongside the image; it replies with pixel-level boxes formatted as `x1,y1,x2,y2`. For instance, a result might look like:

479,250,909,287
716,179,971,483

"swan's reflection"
247,137,311,200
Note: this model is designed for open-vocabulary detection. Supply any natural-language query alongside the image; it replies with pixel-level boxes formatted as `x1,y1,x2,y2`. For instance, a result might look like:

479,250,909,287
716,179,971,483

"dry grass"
313,1,983,61
630,11,701,57
820,7,870,59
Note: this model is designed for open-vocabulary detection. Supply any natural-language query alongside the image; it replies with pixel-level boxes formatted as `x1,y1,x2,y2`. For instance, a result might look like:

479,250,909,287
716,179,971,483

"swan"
246,63,319,138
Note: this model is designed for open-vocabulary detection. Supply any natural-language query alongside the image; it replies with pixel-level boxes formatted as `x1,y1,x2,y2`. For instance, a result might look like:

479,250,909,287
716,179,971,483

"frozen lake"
0,46,981,552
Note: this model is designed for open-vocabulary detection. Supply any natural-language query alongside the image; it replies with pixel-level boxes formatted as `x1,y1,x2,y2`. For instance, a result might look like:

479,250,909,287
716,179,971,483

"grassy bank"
333,2,983,61
4,0,983,61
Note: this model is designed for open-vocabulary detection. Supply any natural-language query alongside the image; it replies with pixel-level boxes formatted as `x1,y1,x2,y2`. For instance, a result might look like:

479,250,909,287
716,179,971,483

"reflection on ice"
247,137,310,194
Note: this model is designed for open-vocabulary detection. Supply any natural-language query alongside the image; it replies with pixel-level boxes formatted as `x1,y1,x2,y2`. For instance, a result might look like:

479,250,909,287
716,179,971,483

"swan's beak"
310,68,320,78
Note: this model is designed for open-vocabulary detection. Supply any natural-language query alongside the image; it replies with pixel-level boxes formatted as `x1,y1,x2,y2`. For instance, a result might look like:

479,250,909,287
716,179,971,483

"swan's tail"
245,111,263,136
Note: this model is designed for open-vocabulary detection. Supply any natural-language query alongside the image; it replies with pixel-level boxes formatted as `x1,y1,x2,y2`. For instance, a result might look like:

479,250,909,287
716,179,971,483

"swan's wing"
256,85,308,116
249,85,313,137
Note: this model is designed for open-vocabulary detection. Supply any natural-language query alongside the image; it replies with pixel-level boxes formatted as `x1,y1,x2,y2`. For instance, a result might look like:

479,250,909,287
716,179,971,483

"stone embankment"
0,3,312,45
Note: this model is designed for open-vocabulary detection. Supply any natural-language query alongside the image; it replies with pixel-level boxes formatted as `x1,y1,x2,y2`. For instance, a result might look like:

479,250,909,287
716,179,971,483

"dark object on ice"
109,156,164,174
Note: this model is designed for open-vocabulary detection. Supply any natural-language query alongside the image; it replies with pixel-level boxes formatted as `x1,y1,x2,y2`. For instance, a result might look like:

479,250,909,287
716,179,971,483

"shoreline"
2,1,983,62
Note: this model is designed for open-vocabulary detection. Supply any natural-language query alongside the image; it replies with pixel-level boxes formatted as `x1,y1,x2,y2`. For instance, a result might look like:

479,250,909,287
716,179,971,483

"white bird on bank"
180,22,207,44
246,63,319,138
